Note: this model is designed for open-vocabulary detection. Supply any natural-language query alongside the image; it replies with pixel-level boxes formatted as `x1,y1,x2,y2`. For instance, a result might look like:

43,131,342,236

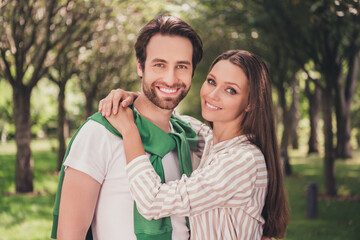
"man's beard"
143,80,190,110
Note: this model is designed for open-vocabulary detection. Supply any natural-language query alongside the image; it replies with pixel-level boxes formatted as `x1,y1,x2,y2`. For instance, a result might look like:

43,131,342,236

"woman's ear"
137,59,143,78
245,104,251,112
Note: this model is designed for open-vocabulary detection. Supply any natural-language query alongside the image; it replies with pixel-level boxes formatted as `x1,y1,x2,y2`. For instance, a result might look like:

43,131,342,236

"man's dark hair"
135,15,203,76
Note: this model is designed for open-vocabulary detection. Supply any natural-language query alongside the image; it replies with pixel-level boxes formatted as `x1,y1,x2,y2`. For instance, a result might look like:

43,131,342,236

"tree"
0,0,56,192
77,11,135,118
201,0,359,195
290,78,300,149
0,0,99,193
260,0,360,196
334,31,359,158
47,1,105,170
305,78,321,154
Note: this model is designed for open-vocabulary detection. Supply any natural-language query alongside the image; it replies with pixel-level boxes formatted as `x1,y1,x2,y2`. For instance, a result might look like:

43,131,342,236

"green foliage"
0,81,13,139
31,79,58,137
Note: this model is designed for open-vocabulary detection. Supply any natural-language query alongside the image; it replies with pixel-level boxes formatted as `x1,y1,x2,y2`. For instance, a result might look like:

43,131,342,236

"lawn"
0,139,359,239
285,148,360,239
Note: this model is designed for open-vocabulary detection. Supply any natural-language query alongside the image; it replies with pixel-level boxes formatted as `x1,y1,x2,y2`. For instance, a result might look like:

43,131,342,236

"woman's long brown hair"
209,50,290,238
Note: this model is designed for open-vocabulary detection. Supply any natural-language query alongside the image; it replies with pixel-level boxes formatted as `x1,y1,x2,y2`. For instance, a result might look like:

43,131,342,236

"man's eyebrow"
151,59,191,65
151,58,167,63
177,60,191,65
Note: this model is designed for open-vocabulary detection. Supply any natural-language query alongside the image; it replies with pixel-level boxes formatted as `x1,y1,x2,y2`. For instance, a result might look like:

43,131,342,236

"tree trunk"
85,91,95,119
322,82,337,196
57,83,67,171
278,86,292,175
335,98,353,159
305,80,321,154
290,77,299,149
13,86,34,193
334,54,358,159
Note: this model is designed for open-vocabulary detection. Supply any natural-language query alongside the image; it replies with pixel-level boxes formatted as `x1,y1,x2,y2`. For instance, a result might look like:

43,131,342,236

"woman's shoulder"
220,136,264,162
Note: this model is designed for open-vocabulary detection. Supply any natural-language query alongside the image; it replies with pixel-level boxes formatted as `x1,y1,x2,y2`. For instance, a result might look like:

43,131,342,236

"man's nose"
163,68,178,85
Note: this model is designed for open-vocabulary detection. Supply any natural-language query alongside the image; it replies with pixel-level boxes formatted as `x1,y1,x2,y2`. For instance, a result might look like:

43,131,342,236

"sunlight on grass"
0,138,58,154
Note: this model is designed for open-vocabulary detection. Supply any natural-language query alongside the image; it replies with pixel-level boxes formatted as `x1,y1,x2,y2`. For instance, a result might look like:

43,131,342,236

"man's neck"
134,95,173,133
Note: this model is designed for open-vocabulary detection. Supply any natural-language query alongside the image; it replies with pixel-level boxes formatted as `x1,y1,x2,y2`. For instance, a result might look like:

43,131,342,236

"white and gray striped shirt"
125,116,268,240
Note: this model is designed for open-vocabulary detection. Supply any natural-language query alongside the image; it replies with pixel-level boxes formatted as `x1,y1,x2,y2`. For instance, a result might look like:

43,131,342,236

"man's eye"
177,65,187,69
155,63,164,67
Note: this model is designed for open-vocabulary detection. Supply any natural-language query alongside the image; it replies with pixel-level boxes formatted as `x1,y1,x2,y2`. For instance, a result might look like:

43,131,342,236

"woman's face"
200,60,250,126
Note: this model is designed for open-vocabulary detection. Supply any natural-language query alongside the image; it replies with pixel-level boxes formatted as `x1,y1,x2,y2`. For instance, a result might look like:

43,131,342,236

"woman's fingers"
104,92,114,117
99,89,137,116
121,95,133,107
112,91,122,115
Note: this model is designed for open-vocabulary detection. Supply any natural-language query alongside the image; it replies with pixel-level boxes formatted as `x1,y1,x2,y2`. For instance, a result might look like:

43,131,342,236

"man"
51,15,203,239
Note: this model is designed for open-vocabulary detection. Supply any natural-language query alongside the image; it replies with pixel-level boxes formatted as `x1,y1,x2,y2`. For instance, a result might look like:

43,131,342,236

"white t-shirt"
63,120,190,240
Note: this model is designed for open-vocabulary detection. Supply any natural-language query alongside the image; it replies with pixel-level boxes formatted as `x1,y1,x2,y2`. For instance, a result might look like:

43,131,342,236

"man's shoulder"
75,119,118,141
82,119,109,132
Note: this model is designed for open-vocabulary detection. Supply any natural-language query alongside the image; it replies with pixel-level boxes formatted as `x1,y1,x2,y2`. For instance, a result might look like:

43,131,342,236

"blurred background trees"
0,0,359,197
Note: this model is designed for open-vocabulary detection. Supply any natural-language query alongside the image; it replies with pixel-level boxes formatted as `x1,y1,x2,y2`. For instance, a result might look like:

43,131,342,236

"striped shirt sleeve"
125,148,259,220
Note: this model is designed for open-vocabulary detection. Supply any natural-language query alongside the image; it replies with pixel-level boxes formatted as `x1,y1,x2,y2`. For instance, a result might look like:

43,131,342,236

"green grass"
0,140,59,240
285,149,360,239
0,140,360,239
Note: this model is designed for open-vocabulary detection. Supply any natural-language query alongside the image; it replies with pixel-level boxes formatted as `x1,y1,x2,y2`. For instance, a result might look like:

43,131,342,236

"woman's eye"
207,79,216,85
226,88,237,95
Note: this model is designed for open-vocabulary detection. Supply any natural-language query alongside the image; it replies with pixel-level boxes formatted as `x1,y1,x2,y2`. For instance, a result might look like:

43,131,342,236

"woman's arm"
125,149,260,220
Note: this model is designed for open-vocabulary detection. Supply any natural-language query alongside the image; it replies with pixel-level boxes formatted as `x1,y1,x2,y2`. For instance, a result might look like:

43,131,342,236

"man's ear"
137,59,143,78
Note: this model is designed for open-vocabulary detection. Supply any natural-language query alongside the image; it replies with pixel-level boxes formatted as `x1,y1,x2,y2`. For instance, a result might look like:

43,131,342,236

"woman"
104,50,289,239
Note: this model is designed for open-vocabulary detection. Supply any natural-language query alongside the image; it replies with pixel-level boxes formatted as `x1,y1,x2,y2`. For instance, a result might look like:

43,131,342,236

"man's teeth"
159,87,177,93
206,102,220,110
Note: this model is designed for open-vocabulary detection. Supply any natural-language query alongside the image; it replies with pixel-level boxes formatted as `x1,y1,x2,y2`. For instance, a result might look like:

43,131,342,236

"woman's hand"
98,89,139,117
106,106,146,163
106,106,136,136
